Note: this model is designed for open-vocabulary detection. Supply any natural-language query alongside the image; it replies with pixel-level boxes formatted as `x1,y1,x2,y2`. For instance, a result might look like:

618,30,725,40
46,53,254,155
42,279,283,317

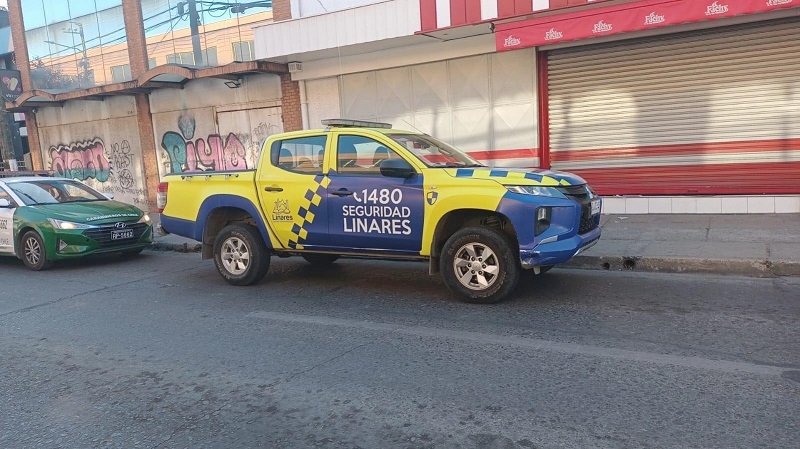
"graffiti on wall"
161,113,249,174
50,139,111,182
48,138,146,205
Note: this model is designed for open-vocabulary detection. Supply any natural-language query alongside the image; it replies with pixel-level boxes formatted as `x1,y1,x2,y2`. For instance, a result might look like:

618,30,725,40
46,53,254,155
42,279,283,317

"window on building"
110,64,132,83
232,41,255,62
148,58,157,69
166,47,218,66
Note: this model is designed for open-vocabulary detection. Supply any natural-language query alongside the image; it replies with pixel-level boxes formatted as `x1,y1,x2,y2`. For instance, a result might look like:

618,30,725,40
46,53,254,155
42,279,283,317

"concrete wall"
36,96,150,207
305,77,341,129
150,74,284,176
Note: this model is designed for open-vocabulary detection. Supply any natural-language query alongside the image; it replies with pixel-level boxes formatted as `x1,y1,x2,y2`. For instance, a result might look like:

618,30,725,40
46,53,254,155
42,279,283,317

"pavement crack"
284,342,371,383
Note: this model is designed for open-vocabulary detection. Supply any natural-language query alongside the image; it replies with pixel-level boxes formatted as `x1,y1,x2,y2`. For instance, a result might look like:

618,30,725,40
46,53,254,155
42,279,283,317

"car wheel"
440,226,520,304
301,254,340,265
20,230,53,271
213,224,270,286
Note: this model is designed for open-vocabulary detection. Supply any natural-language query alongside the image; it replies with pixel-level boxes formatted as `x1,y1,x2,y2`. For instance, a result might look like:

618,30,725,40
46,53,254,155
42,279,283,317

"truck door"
256,135,331,250
326,134,424,255
0,187,15,255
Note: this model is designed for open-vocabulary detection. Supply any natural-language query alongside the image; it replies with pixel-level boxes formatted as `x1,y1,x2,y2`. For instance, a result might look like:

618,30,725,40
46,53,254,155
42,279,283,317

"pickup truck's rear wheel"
301,254,340,265
440,226,520,304
213,224,270,286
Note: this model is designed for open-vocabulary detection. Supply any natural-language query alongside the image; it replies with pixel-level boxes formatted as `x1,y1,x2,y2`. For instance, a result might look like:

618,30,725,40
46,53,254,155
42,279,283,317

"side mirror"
0,198,10,208
380,158,417,179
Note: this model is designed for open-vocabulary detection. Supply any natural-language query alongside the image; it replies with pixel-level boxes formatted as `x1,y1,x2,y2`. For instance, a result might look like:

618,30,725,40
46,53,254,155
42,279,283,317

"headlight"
138,214,151,224
506,185,566,198
48,218,94,230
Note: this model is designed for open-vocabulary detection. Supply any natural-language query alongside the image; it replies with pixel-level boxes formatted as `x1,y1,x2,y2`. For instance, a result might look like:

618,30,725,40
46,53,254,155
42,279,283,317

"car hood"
445,167,587,186
32,201,144,225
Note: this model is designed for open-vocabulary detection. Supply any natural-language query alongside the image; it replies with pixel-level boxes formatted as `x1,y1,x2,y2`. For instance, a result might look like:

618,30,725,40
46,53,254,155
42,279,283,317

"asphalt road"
0,251,798,449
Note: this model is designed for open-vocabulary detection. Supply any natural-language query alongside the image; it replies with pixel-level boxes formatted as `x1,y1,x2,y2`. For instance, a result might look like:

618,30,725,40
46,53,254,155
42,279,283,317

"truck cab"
159,119,601,303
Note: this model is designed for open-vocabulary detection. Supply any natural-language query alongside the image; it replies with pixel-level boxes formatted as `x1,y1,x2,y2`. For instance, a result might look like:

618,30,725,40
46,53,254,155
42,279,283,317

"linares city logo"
705,1,729,15
644,12,666,25
766,0,793,5
272,199,293,222
503,35,522,47
592,20,613,33
544,28,564,40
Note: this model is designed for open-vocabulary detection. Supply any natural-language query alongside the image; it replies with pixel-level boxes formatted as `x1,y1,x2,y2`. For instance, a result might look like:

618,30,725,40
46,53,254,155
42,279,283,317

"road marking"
247,311,789,376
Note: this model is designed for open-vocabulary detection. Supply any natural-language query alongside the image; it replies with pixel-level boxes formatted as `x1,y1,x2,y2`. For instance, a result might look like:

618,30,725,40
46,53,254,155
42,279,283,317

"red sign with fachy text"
496,0,798,51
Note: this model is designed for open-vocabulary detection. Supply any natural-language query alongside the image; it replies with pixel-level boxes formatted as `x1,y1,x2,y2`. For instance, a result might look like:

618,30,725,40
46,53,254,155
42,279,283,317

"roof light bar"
321,119,392,129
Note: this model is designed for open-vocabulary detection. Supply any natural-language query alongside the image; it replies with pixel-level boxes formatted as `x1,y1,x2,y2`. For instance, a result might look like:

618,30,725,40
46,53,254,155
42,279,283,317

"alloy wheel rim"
453,242,500,290
221,237,250,275
24,237,41,265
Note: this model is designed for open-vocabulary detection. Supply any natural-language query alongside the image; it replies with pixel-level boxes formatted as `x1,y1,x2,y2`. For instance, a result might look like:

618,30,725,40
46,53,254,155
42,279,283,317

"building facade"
254,0,800,214
6,0,800,214
6,0,298,209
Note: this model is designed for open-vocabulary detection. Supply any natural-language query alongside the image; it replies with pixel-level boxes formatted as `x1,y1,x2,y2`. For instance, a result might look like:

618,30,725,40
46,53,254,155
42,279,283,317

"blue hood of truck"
445,167,587,186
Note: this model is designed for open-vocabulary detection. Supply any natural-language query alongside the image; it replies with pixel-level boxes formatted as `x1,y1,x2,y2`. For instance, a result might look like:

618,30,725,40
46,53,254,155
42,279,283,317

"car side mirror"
0,198,10,208
380,158,417,179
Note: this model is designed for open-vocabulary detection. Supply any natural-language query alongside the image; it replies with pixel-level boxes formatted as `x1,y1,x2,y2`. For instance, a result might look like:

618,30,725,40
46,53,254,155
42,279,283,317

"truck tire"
20,230,53,271
440,226,520,304
301,254,340,265
213,224,270,286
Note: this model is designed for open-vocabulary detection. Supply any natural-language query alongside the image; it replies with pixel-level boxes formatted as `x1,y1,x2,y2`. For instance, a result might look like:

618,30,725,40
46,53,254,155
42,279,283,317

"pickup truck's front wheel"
213,224,270,286
440,226,520,304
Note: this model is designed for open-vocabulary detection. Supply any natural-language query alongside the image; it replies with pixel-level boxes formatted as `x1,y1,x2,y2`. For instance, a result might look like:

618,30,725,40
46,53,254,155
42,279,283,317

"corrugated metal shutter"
546,18,800,195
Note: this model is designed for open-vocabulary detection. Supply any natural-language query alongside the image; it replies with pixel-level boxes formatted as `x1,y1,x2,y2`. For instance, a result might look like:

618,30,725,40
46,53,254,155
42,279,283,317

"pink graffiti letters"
50,138,111,182
161,131,249,174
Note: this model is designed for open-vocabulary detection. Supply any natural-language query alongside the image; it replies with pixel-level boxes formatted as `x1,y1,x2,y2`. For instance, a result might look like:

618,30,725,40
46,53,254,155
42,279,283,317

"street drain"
602,262,610,270
623,259,637,270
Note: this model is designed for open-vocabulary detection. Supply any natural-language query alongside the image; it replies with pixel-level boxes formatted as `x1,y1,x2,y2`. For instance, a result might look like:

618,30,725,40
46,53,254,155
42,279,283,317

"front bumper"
519,225,601,269
49,224,153,259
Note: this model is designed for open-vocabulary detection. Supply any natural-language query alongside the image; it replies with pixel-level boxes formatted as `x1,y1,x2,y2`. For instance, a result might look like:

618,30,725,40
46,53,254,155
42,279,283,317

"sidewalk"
149,214,800,277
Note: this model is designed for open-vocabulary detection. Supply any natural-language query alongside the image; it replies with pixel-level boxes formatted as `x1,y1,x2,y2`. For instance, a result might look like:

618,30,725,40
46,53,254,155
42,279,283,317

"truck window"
271,135,327,174
336,135,400,175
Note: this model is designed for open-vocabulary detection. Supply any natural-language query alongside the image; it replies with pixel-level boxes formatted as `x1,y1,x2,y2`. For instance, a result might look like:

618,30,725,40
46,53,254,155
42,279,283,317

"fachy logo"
705,1,729,15
592,20,613,33
644,12,666,25
544,28,564,40
503,35,522,47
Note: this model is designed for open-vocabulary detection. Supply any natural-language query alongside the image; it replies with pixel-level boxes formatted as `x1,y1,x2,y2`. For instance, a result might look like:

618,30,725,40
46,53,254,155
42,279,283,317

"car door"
256,134,331,250
325,133,424,255
0,186,16,255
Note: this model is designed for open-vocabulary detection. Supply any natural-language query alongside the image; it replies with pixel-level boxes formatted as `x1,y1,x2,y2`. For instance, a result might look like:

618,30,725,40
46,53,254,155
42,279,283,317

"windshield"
386,134,483,168
7,180,107,206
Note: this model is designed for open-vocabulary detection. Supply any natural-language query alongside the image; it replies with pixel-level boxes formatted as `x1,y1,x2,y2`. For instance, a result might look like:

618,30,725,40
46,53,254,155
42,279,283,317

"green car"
0,176,153,270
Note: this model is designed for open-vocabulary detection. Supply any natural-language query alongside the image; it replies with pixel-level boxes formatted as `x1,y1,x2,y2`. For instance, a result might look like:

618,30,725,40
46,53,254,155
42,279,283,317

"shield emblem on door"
426,191,438,205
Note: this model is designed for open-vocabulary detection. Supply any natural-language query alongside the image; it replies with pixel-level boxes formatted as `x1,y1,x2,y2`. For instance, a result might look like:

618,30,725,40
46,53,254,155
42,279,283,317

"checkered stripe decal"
454,168,572,186
288,175,330,249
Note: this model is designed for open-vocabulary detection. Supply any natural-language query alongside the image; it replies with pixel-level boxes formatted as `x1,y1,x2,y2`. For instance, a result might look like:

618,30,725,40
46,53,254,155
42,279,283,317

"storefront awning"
495,0,800,52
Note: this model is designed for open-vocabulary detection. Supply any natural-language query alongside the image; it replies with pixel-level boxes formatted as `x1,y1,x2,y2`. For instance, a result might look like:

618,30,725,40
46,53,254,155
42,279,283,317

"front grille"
82,222,148,247
557,185,599,234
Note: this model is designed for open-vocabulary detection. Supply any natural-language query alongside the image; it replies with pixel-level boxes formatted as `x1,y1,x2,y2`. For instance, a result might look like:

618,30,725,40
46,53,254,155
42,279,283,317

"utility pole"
187,0,204,65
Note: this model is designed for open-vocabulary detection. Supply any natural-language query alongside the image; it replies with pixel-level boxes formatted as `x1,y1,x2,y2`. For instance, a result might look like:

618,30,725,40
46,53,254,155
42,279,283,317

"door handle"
263,186,283,192
331,189,354,197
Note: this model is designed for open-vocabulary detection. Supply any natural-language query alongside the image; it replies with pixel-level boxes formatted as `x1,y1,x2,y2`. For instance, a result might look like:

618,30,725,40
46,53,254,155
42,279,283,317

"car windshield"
386,134,483,168
7,180,107,206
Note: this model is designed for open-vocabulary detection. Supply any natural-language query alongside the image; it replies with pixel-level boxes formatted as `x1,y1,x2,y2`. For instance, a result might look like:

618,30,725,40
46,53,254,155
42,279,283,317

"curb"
562,255,800,277
149,240,202,253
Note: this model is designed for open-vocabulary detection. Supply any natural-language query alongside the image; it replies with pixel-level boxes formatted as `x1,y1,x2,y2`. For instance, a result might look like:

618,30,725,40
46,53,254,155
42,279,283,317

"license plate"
111,229,134,240
590,199,601,216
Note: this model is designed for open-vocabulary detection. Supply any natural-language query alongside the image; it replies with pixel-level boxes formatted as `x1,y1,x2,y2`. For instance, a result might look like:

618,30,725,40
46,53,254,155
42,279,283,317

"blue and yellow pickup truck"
158,119,601,303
